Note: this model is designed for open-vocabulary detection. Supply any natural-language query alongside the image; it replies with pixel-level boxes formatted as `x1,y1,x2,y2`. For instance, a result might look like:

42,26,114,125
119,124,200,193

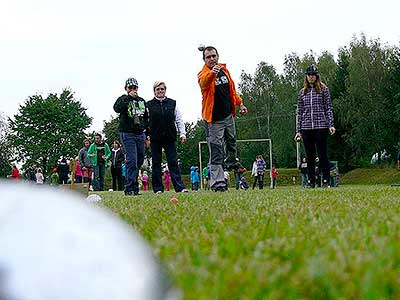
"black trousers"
111,165,123,191
301,129,330,184
252,174,264,189
151,140,186,193
59,174,68,184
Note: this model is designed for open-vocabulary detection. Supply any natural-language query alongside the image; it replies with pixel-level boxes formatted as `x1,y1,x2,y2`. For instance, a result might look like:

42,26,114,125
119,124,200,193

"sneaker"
306,181,315,189
213,186,227,192
124,190,133,196
180,189,189,193
155,191,163,194
322,180,331,188
133,191,140,195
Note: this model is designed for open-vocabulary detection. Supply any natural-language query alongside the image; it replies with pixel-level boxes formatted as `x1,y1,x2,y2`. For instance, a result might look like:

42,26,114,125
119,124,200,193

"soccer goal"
198,139,273,189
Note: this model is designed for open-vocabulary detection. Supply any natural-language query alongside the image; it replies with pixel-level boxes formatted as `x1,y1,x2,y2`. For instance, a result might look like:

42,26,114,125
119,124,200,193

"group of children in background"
140,168,170,192
198,158,279,191
15,156,279,191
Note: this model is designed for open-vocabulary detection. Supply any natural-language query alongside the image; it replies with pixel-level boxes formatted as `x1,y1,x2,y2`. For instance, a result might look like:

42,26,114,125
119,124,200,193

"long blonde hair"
303,74,326,94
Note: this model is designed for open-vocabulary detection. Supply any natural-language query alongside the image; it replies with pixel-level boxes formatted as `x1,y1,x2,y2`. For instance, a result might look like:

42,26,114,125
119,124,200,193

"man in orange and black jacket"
197,46,248,192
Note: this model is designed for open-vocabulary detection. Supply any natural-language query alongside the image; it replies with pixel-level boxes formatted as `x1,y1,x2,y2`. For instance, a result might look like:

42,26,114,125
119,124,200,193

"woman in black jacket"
146,81,188,193
111,140,125,191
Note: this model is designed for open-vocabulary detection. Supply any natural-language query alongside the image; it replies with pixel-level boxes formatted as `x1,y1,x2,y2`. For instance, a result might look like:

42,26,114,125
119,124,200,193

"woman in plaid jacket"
294,65,335,188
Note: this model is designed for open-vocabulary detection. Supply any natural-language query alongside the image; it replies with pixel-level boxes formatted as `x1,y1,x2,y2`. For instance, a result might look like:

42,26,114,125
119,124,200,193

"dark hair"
198,45,219,60
95,133,102,138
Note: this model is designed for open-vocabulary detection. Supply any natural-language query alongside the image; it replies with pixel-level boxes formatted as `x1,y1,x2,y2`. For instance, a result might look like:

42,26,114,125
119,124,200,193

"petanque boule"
85,193,103,202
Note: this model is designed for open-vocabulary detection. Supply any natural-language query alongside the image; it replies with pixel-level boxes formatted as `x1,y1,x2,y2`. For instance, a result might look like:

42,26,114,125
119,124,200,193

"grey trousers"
204,115,237,189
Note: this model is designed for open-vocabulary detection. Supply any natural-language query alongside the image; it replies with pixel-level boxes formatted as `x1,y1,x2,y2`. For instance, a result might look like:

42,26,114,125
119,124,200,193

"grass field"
97,185,400,300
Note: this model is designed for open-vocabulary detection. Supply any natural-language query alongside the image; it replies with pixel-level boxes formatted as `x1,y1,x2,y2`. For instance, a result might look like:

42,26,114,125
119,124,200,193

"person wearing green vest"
87,133,111,191
50,168,59,186
202,165,210,190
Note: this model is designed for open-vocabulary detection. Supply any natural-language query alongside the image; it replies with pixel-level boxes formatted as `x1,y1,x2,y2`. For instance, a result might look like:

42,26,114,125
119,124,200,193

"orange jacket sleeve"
198,68,217,90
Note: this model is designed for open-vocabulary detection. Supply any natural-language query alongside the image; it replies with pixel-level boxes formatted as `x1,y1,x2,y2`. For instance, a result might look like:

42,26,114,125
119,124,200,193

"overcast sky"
1,0,399,132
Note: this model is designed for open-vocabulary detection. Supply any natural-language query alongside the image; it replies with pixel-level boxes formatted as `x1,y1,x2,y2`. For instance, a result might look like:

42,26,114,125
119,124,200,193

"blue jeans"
93,163,105,191
301,173,308,187
234,172,242,190
151,140,186,192
120,132,145,193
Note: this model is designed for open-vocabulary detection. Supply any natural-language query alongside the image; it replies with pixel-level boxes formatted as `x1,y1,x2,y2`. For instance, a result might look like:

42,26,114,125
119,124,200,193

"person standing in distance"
79,139,93,185
197,45,248,192
294,65,335,188
110,140,125,191
114,78,148,196
87,133,111,191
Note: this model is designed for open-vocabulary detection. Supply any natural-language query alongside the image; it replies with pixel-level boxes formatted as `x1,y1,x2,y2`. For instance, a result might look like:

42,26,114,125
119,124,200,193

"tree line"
1,34,399,176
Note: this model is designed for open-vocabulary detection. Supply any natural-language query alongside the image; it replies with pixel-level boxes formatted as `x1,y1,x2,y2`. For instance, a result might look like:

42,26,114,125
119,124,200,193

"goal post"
198,139,273,189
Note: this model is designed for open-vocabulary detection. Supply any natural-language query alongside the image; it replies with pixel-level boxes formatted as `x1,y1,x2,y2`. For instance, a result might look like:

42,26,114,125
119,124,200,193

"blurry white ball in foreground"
0,182,179,300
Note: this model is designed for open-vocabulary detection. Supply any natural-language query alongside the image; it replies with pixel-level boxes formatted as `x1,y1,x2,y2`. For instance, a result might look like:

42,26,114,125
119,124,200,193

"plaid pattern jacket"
256,159,266,174
296,85,334,132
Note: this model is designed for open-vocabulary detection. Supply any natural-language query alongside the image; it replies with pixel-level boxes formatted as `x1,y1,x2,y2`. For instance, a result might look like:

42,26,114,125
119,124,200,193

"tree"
328,48,355,171
103,115,120,144
317,51,338,87
9,89,92,175
335,35,395,165
0,112,13,177
282,52,303,89
238,61,297,167
388,45,400,151
177,120,207,174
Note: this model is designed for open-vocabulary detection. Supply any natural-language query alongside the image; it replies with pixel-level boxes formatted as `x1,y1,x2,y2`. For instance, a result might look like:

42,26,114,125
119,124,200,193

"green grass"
340,168,400,185
96,185,400,300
